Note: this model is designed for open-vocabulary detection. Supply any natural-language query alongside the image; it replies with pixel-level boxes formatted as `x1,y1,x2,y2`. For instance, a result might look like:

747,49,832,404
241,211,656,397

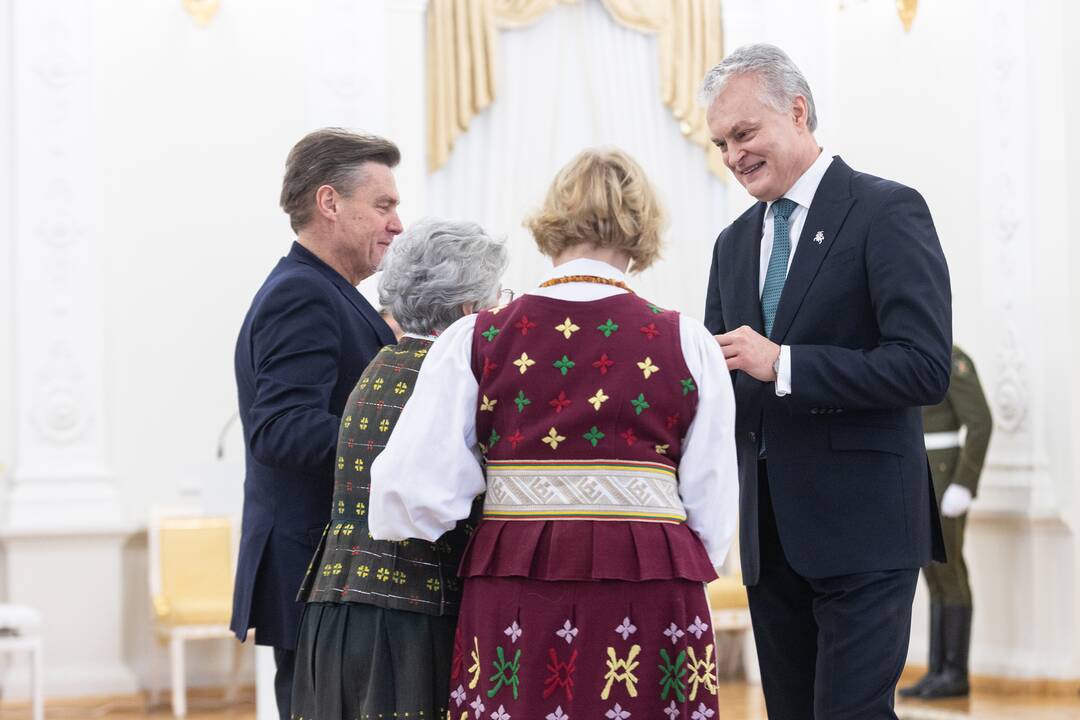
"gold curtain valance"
427,0,727,178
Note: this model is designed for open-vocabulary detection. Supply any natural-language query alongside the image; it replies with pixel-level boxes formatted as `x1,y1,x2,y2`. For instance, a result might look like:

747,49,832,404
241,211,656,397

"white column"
1,0,135,698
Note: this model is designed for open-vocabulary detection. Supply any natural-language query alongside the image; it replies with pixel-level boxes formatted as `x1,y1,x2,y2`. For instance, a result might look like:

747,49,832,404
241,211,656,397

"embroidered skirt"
291,602,455,720
448,576,720,720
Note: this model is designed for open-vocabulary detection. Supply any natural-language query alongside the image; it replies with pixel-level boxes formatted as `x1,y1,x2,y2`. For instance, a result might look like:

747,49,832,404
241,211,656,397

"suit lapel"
770,159,856,344
732,203,767,334
287,242,396,346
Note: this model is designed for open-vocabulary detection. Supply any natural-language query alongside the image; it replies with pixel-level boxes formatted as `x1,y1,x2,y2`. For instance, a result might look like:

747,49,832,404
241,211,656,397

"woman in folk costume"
291,219,508,720
369,149,739,720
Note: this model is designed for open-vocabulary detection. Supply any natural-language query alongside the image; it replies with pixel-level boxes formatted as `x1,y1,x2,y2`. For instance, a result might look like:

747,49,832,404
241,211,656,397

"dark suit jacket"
231,242,395,648
704,157,950,585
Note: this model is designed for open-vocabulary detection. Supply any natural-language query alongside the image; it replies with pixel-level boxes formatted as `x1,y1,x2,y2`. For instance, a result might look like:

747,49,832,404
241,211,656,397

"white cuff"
775,345,791,397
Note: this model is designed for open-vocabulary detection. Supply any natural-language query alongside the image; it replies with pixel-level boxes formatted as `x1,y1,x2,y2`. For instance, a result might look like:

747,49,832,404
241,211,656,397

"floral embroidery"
601,645,640,699
378,418,390,432
553,355,576,375
482,357,498,379
583,426,605,447
546,707,569,720
488,429,501,448
663,622,685,644
543,647,578,700
647,303,664,314
481,395,498,412
394,380,408,395
686,616,709,640
588,389,609,410
451,684,468,706
355,564,369,578
680,377,697,395
637,357,659,379
514,390,531,412
468,636,482,689
639,323,660,340
620,428,637,446
355,501,366,516
615,616,637,640
342,415,352,429
556,619,578,644
470,696,485,717
549,391,572,413
597,318,619,337
555,317,580,339
336,456,345,470
487,646,522,700
490,705,511,720
666,413,680,429
663,700,681,719
515,315,537,335
691,703,715,720
482,325,500,341
543,427,566,450
507,429,524,448
513,353,536,374
631,393,650,415
391,570,407,585
504,621,523,643
686,645,717,700
376,567,390,582
658,648,687,701
655,444,670,456
605,704,631,720
593,353,615,374
426,578,441,592
354,458,365,472
358,416,369,430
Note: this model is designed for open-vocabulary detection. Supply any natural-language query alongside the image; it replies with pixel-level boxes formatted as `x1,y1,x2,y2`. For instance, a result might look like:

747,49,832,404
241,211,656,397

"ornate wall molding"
10,0,115,526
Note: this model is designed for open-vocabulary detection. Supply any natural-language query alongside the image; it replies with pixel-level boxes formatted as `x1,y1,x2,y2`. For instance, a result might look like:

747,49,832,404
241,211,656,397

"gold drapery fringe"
427,0,727,179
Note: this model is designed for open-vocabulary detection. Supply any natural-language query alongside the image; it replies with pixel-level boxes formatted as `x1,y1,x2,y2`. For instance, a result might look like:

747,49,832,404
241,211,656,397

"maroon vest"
460,292,715,582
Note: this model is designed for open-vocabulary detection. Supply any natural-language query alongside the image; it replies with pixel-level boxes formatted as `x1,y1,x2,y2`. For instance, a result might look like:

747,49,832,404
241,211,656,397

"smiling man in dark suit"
231,128,400,720
701,45,952,719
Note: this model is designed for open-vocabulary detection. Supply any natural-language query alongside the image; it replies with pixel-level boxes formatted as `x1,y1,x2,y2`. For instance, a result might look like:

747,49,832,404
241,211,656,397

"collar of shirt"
529,257,631,302
763,149,834,223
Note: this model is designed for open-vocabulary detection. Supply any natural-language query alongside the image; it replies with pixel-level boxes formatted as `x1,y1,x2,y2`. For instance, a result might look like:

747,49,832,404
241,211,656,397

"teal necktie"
761,198,798,338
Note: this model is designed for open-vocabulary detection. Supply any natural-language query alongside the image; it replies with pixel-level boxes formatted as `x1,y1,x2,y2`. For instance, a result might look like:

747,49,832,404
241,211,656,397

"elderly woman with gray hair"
290,218,508,720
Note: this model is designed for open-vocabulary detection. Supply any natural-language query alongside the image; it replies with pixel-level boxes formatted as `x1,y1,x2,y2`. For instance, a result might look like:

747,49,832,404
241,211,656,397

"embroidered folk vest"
470,293,700,523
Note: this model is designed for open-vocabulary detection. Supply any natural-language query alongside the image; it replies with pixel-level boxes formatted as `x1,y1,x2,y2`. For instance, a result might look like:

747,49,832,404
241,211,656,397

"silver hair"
698,43,818,132
377,218,508,336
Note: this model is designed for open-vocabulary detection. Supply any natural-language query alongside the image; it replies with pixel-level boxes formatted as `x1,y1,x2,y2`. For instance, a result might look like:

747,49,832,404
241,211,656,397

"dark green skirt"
291,602,456,720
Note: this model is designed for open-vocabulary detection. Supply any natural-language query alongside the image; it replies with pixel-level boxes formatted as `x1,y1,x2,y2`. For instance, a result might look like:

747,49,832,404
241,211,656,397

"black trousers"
273,647,295,720
748,461,918,720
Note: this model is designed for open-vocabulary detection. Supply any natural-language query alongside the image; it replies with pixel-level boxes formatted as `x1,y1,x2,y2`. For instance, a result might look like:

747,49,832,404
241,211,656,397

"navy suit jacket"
704,157,950,585
231,242,395,648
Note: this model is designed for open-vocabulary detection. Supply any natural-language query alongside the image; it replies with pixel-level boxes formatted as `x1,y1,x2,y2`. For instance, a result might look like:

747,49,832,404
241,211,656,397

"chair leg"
226,639,241,703
31,639,44,720
170,635,187,718
741,622,761,685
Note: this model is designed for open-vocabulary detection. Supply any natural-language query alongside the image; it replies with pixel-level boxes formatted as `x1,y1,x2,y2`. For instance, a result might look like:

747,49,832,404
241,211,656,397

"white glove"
940,484,973,518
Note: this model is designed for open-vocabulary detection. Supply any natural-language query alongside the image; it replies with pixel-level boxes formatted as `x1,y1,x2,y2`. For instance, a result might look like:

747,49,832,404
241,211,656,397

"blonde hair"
525,148,666,272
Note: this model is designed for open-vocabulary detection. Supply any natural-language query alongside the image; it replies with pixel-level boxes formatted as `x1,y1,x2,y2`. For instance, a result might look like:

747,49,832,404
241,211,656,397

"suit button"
748,431,757,443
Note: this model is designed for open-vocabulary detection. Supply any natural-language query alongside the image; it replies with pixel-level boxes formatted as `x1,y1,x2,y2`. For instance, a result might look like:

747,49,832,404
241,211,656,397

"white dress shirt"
369,258,740,573
761,150,834,396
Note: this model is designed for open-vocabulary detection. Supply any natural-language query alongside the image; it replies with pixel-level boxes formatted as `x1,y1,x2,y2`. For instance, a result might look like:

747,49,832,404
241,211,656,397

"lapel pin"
813,230,824,245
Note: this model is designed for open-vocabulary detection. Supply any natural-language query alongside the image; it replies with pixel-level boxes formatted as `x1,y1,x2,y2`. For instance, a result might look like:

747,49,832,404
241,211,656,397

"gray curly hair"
377,218,508,336
698,43,818,132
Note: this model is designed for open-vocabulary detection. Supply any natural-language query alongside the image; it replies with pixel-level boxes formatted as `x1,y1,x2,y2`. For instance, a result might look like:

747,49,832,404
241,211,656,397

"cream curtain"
426,0,726,177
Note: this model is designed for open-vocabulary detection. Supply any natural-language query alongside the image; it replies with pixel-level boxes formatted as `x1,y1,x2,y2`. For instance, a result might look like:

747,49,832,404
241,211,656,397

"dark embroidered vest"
300,336,480,615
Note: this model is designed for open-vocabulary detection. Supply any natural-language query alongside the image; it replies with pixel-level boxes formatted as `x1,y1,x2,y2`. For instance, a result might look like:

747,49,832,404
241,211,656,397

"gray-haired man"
702,45,951,719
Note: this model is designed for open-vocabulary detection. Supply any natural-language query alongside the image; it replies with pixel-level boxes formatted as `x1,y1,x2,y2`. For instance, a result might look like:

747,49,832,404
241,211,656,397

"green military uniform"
901,345,992,700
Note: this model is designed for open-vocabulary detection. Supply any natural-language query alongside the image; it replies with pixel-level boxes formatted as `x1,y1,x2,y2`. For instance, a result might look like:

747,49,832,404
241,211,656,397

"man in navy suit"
231,128,401,720
701,45,951,719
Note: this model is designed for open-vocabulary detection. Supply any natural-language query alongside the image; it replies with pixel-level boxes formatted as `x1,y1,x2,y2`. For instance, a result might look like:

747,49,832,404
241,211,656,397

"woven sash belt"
482,459,687,523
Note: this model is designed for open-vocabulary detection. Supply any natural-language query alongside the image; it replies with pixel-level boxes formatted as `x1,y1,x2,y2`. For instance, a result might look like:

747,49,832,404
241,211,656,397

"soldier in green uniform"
900,345,993,699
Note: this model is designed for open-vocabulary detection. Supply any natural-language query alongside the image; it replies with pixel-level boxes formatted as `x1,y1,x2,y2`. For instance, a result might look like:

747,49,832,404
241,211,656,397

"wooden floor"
3,684,1079,720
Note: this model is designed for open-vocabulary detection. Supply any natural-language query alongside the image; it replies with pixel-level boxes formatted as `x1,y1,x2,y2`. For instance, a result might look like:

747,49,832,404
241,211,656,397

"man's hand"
716,326,781,382
940,484,973,518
